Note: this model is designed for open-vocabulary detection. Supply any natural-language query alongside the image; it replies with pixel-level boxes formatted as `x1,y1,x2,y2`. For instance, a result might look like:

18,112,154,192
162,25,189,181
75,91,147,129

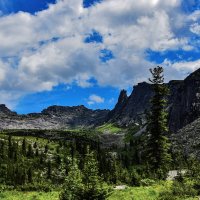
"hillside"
0,105,109,130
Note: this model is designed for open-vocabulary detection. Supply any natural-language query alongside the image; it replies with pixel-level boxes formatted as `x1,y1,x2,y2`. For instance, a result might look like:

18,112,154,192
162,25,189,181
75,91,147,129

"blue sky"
0,0,200,113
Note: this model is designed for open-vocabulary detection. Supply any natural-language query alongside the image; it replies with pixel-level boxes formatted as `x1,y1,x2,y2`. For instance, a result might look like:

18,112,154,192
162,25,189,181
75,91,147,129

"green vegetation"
0,182,198,200
96,123,122,134
144,66,172,179
0,191,59,200
1,66,200,199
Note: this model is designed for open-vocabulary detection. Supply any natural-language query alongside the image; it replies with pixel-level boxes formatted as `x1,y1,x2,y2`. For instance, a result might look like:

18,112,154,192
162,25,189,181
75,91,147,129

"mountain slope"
107,68,200,133
0,105,109,129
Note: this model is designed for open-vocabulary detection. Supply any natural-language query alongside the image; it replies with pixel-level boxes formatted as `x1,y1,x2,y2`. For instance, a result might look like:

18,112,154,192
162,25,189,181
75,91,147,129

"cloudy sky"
0,0,200,113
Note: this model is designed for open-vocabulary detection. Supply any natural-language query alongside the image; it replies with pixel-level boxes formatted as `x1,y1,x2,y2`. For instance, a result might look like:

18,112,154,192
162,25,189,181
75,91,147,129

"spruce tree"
27,144,34,158
27,167,33,183
145,66,171,179
22,138,27,156
59,162,84,200
44,144,49,154
82,147,109,200
8,135,13,159
47,160,52,179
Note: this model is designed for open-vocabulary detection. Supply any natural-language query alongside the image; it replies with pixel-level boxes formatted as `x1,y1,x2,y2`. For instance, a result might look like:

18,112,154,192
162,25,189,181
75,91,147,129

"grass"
108,182,198,200
0,191,59,200
0,183,199,200
96,123,122,134
108,182,168,200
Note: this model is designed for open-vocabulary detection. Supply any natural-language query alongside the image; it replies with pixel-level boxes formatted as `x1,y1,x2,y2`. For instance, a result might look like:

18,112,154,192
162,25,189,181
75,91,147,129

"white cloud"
190,23,200,35
167,59,200,72
88,94,104,105
0,0,198,106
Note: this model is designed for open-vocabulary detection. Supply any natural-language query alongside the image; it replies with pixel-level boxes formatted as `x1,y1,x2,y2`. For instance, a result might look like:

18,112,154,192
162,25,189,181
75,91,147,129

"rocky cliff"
0,105,109,130
171,117,200,157
107,68,200,133
107,82,154,126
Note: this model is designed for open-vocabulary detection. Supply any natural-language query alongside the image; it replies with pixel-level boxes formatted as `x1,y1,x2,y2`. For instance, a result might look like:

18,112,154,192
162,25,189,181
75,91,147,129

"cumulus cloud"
87,94,104,105
166,59,200,72
190,23,200,35
0,0,199,107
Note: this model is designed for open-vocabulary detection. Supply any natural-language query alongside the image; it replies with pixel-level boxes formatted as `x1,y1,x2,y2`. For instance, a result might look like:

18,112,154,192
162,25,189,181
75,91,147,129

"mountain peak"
118,90,128,104
0,104,16,116
185,68,200,81
41,105,89,115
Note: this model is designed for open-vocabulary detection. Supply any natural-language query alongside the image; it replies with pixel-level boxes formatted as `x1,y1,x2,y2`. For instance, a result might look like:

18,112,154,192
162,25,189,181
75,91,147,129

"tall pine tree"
145,66,171,179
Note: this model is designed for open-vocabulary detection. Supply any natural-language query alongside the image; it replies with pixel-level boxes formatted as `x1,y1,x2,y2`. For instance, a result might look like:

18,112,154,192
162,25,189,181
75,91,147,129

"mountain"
1,68,200,132
0,105,109,130
107,68,200,133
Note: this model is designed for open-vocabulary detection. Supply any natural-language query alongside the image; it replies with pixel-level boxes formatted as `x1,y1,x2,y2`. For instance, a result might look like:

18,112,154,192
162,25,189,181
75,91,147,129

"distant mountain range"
1,68,200,135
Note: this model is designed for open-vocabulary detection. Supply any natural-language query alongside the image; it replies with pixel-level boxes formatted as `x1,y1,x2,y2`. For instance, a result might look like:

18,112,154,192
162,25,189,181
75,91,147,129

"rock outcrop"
107,82,154,126
107,68,200,133
0,104,17,116
0,105,109,130
171,117,200,158
168,69,200,132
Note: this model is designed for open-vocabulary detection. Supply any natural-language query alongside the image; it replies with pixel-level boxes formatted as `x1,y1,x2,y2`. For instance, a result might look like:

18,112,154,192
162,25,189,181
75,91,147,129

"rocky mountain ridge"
1,68,200,132
0,104,109,130
107,68,200,133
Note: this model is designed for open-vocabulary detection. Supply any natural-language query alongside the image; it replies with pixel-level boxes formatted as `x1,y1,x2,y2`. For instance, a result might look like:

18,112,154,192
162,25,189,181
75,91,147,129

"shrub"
158,178,197,200
130,169,141,186
59,163,84,200
140,178,155,186
19,182,52,192
60,150,112,200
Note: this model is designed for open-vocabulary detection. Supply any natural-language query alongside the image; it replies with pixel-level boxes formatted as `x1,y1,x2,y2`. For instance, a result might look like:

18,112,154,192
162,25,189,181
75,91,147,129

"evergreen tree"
27,167,33,183
13,142,19,161
145,66,172,179
60,149,110,200
8,135,13,159
82,147,109,200
0,140,5,160
59,162,84,200
33,141,37,148
44,144,49,154
27,144,34,158
22,138,27,156
47,160,52,179
35,148,39,157
55,154,62,166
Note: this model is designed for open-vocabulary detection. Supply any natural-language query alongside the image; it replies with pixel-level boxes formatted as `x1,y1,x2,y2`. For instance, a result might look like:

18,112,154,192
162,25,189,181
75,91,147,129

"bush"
59,163,84,200
172,179,197,197
158,178,197,200
19,182,52,192
60,150,112,200
129,169,141,186
140,178,155,186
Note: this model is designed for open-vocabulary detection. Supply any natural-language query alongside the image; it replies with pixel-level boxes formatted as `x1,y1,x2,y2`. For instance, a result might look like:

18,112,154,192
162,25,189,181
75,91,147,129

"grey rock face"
0,105,109,130
107,68,200,133
0,104,17,116
168,69,200,132
108,82,154,126
171,117,200,157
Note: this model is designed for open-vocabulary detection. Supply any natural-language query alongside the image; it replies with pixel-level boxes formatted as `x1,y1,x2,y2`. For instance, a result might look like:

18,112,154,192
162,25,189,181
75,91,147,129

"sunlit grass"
96,123,122,134
0,191,59,200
